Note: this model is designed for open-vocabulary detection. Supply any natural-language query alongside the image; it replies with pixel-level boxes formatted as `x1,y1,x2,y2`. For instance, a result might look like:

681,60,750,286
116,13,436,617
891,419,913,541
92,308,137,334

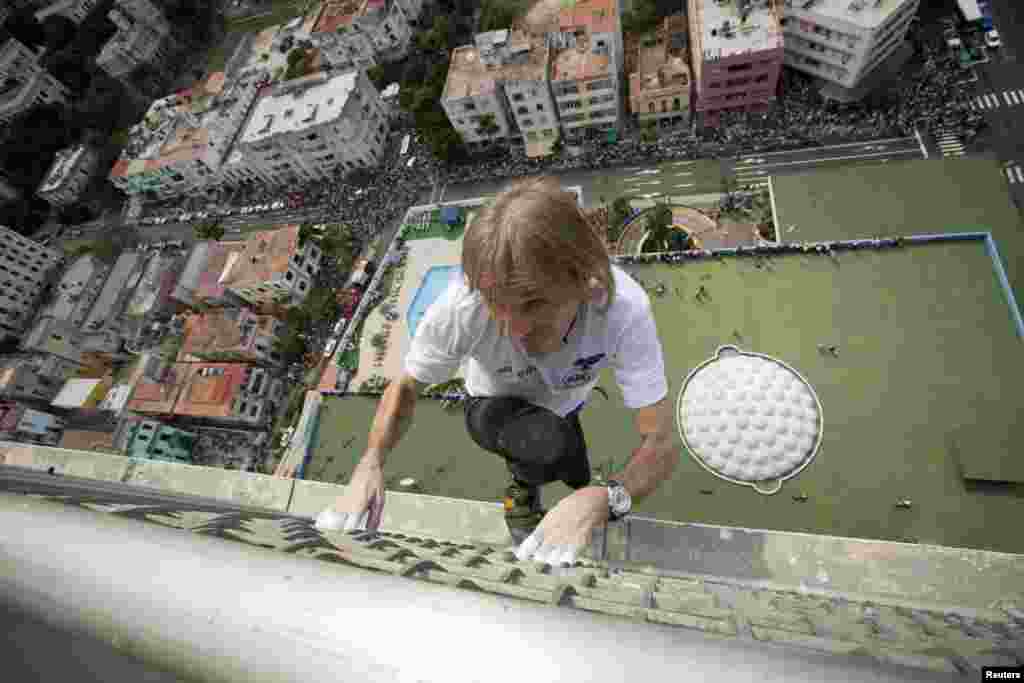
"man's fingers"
555,545,579,567
315,508,347,532
514,530,544,562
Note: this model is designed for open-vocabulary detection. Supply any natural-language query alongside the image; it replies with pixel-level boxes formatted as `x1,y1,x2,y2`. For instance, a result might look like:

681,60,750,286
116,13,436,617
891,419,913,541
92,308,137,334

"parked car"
272,200,285,210
985,29,1001,48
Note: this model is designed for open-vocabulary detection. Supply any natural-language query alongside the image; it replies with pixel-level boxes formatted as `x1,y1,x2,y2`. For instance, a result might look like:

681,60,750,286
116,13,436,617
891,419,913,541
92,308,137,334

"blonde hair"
461,176,616,316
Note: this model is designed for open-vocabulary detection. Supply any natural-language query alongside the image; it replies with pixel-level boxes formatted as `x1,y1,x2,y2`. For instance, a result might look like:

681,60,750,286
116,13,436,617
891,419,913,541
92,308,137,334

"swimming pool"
407,265,462,341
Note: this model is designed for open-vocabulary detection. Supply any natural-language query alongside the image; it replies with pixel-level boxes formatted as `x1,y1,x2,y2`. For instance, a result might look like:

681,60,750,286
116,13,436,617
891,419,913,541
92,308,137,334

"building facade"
310,0,424,70
36,144,102,207
178,308,286,367
628,14,692,131
236,69,388,189
109,71,263,198
0,226,64,341
217,226,323,306
96,0,180,85
779,0,919,95
0,353,81,404
0,35,71,127
689,0,785,126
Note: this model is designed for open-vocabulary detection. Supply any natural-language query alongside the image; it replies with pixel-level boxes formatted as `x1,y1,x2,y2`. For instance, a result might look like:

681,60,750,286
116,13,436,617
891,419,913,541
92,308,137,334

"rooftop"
558,0,616,34
174,363,250,419
791,0,912,29
124,251,181,318
551,34,611,82
83,251,140,331
37,144,88,194
239,71,358,145
220,225,301,289
443,30,547,100
178,309,278,360
693,0,783,61
311,0,364,33
195,242,240,302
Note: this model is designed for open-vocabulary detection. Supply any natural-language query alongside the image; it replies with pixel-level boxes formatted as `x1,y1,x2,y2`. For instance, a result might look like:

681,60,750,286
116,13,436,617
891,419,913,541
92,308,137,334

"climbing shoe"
503,480,545,545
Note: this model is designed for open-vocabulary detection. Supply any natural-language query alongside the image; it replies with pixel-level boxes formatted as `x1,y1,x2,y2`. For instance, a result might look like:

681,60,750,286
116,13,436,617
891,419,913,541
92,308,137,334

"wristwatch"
606,479,632,522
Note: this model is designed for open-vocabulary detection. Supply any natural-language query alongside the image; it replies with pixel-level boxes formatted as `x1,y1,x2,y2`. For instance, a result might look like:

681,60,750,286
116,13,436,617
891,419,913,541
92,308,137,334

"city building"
778,0,919,99
688,0,785,126
81,250,142,336
309,0,425,70
0,34,71,127
531,0,621,145
628,14,693,131
31,0,99,25
0,353,81,404
178,308,286,367
35,144,103,207
128,362,284,427
108,71,263,199
442,29,559,156
96,0,182,88
236,69,389,189
19,318,83,364
0,226,64,341
216,226,323,306
51,377,111,411
123,419,197,464
0,400,66,445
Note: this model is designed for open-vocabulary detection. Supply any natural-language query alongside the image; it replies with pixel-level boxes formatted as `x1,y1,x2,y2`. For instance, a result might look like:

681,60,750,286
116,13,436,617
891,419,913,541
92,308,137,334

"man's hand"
514,486,609,566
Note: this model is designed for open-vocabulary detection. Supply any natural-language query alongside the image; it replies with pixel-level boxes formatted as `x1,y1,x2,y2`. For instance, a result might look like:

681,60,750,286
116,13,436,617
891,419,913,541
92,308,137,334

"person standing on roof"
307,177,676,566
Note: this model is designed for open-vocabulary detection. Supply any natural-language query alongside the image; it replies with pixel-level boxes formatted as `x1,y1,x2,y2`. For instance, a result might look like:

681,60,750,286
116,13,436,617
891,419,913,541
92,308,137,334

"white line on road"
633,169,660,176
737,170,768,176
1018,167,1024,183
669,171,694,176
669,160,696,166
735,137,913,159
1010,91,1021,105
634,181,662,186
749,150,912,170
1004,92,1013,105
673,183,695,188
914,127,928,159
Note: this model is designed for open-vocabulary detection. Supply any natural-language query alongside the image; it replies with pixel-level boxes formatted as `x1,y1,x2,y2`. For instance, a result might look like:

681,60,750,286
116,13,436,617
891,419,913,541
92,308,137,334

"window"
463,102,477,111
511,93,524,102
299,282,307,291
517,106,528,115
726,63,752,73
673,98,681,110
521,118,533,127
536,103,544,111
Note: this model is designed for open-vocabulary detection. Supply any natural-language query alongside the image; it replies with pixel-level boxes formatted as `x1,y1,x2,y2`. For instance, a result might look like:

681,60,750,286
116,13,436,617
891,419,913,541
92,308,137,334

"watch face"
609,484,630,515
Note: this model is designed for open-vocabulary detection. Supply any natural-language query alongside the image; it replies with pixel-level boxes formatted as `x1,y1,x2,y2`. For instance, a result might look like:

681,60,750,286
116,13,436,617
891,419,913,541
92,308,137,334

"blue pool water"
407,265,462,341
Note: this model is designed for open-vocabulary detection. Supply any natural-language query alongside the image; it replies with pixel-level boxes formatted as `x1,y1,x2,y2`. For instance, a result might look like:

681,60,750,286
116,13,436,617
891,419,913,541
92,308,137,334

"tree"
642,202,674,254
479,0,529,33
366,64,386,89
608,196,633,244
477,112,500,143
298,222,315,247
193,220,224,241
640,120,658,143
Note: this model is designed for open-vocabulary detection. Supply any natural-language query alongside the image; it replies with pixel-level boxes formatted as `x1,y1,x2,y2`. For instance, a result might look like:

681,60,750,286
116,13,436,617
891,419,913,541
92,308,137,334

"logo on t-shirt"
560,353,607,388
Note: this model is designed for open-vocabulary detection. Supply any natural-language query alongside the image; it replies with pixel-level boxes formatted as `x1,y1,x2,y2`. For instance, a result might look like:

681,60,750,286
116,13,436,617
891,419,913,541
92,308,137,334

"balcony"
1,446,1021,681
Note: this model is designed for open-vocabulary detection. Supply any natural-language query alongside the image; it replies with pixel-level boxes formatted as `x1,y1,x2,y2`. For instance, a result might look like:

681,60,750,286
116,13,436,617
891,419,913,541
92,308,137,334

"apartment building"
549,0,623,144
689,0,785,126
442,30,557,155
779,0,919,97
0,353,81,404
216,226,323,306
109,71,263,198
236,69,388,188
178,309,286,367
0,400,66,446
123,420,197,464
96,0,181,85
628,14,693,131
310,0,424,70
128,362,284,427
0,34,71,127
31,0,99,24
36,144,102,207
0,226,64,341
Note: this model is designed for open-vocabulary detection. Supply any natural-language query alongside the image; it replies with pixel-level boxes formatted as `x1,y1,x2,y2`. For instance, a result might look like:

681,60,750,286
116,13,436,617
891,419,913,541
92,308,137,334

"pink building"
688,0,784,127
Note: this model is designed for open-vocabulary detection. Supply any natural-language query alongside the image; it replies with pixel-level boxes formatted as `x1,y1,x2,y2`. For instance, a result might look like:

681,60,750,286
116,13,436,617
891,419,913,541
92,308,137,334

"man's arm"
363,373,430,469
608,397,677,503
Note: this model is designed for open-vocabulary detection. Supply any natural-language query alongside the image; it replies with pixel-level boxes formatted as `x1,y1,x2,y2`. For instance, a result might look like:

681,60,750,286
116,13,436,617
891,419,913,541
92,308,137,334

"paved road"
438,138,924,210
960,0,1024,204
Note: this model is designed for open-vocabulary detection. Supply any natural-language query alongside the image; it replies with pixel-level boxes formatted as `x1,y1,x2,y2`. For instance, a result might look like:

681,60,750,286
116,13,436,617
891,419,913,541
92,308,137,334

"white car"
985,29,1001,49
272,200,285,210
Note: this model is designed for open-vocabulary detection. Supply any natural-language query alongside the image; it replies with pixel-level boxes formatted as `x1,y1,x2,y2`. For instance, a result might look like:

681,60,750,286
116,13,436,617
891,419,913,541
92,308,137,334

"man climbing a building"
305,177,677,567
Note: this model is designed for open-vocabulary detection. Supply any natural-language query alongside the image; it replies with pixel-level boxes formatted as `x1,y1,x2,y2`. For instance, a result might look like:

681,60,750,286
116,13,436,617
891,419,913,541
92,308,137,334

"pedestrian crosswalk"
969,89,1024,110
935,127,965,158
1006,165,1024,185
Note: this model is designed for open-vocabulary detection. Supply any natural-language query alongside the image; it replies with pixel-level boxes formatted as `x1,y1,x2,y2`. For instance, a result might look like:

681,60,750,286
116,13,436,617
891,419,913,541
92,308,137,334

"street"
437,138,924,210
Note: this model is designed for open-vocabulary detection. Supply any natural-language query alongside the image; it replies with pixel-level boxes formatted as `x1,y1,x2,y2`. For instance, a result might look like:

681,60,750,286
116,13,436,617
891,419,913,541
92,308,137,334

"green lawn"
309,241,1024,554
225,0,311,34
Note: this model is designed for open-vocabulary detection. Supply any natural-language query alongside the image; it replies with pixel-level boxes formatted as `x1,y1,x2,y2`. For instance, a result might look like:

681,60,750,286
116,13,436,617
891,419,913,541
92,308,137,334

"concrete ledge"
1,442,130,483
4,441,1023,612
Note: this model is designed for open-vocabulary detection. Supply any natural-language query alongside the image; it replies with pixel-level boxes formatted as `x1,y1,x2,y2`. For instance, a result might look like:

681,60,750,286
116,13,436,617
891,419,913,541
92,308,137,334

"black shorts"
464,396,591,489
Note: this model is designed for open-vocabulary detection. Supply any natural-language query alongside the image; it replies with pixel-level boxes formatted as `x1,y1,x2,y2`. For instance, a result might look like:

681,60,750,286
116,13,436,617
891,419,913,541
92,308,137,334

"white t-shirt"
404,264,668,418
